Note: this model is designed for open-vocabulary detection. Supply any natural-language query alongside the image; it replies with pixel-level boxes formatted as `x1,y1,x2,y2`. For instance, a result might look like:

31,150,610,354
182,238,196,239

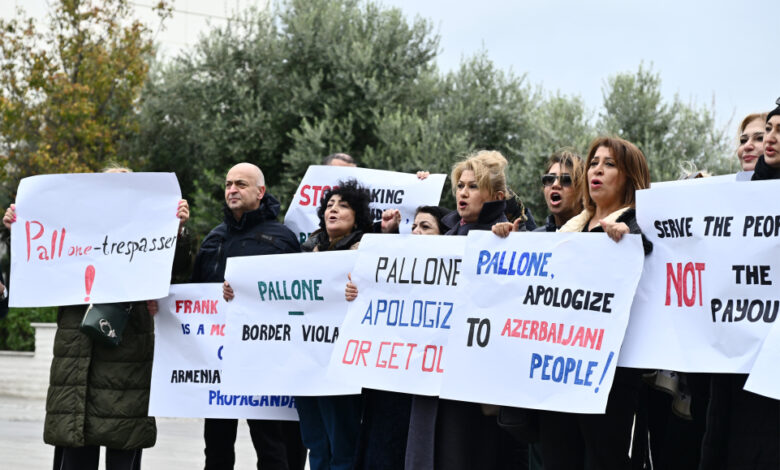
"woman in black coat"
405,150,525,470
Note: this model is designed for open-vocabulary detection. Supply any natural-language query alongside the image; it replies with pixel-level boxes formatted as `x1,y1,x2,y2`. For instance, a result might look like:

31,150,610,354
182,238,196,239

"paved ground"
0,394,263,469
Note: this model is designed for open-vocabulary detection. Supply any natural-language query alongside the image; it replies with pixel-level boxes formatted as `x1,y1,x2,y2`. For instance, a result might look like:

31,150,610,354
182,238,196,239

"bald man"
191,163,306,470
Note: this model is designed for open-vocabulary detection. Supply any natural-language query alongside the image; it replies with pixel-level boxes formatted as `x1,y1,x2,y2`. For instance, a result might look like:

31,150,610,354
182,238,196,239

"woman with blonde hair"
405,150,524,470
736,112,767,172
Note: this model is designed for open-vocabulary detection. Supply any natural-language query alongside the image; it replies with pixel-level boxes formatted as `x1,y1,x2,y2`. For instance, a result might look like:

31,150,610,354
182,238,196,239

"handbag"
79,302,133,347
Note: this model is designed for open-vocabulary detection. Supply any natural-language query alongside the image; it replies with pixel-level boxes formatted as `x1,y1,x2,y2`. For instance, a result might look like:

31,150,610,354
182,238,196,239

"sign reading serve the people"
328,235,465,396
220,250,360,396
149,283,298,420
618,179,780,373
284,166,446,243
10,173,182,307
440,231,644,414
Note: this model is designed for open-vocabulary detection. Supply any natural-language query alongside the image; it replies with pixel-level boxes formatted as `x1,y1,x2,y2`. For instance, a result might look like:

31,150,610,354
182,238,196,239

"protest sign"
10,173,181,307
221,250,360,396
745,321,780,399
149,283,299,420
439,231,644,413
328,234,465,396
284,166,446,243
619,180,780,372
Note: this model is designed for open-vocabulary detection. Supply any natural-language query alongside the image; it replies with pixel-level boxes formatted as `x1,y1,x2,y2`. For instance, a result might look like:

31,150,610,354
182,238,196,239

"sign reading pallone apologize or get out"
328,235,465,396
10,173,182,307
284,166,446,243
221,250,360,396
149,283,298,420
619,179,780,373
440,231,644,414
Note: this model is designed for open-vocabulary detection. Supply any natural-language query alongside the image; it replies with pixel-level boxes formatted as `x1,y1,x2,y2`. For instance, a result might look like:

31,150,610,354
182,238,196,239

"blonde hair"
451,150,508,199
102,162,132,173
739,112,768,137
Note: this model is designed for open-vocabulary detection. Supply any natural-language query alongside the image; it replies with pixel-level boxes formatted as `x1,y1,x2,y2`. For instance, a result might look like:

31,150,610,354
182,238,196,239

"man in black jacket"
192,162,305,470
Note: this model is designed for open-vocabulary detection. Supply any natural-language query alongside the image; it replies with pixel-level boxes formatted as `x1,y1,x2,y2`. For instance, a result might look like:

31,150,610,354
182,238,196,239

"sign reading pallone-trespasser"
220,250,360,397
149,283,299,420
440,230,644,414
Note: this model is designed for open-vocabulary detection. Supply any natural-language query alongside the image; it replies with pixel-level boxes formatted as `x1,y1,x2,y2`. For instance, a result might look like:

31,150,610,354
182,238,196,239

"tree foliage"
0,0,170,207
598,63,732,182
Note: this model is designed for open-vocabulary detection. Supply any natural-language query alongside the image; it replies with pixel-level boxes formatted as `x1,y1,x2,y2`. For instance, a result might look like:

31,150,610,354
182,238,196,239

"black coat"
191,194,301,283
699,155,780,470
406,199,523,470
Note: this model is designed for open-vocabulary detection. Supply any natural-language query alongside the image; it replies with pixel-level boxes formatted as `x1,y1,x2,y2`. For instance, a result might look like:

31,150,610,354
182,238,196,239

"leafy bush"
0,308,57,351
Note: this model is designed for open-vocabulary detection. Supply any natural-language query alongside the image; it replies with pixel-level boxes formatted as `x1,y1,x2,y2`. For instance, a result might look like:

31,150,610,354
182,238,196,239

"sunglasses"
541,173,573,187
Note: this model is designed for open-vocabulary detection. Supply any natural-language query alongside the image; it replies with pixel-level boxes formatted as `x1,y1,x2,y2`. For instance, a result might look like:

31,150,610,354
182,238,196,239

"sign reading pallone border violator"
440,231,644,413
10,173,181,307
220,250,360,396
284,166,446,243
328,234,465,396
618,179,780,373
149,283,299,420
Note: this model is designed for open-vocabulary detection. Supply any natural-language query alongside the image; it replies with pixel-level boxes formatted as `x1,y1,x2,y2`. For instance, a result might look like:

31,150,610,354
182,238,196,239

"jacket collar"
223,193,281,231
558,206,631,233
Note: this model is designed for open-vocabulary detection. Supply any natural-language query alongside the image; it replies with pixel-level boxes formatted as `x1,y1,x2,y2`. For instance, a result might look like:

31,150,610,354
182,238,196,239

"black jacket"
442,200,508,236
533,214,558,233
191,194,300,283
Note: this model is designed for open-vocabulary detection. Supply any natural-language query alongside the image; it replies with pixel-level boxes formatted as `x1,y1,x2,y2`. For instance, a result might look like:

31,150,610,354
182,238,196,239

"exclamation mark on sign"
594,351,614,393
84,265,95,302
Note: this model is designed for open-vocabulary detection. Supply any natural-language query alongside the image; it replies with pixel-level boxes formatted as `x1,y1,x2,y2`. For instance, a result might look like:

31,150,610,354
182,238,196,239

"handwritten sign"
283,166,446,243
438,231,644,413
220,251,360,396
619,180,780,372
327,235,464,396
10,173,182,307
149,283,299,420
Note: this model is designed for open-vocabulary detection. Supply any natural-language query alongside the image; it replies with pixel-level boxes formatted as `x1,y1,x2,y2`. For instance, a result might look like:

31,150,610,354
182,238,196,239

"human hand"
3,204,16,230
345,273,358,301
177,199,189,234
416,171,430,180
147,300,158,316
381,209,401,233
223,281,235,301
600,220,630,243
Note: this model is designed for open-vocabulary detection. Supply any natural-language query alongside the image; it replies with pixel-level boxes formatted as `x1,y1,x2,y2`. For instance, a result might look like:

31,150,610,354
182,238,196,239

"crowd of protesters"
4,97,780,470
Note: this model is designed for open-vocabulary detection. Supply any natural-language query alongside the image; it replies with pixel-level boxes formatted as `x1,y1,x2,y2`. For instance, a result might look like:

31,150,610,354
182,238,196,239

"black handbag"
79,303,133,347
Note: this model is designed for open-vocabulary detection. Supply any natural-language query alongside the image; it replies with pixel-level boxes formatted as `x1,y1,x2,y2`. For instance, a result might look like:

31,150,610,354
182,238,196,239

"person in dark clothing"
537,136,651,470
192,162,306,470
294,179,371,470
699,104,780,470
405,150,525,470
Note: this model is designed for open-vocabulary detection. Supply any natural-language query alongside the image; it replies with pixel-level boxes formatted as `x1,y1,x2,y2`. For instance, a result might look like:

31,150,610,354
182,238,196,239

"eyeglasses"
541,173,573,187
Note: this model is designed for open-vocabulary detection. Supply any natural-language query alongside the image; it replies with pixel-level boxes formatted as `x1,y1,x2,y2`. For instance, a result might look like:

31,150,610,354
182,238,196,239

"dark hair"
415,206,451,234
322,153,356,166
584,136,650,212
317,179,372,233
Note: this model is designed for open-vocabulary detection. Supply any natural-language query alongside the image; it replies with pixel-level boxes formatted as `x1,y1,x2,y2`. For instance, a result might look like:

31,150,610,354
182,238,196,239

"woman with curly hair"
296,179,371,470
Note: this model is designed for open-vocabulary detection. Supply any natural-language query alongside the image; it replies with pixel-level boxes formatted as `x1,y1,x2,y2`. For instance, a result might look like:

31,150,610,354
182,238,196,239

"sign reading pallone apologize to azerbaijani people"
220,250,360,396
284,166,446,243
10,173,182,307
440,231,644,414
149,283,298,420
328,235,465,396
619,179,780,373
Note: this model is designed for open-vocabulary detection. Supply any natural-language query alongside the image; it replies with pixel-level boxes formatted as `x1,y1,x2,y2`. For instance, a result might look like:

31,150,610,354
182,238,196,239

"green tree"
598,63,732,182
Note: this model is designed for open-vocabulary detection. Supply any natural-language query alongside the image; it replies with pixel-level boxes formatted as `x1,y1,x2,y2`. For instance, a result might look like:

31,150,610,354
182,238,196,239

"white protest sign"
284,166,446,243
10,173,181,307
149,283,299,420
439,231,644,413
619,180,780,372
328,234,465,396
221,250,360,396
745,322,780,399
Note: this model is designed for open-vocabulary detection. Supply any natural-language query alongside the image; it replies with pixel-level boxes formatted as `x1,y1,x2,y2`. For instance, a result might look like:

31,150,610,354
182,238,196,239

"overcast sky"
3,0,778,133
